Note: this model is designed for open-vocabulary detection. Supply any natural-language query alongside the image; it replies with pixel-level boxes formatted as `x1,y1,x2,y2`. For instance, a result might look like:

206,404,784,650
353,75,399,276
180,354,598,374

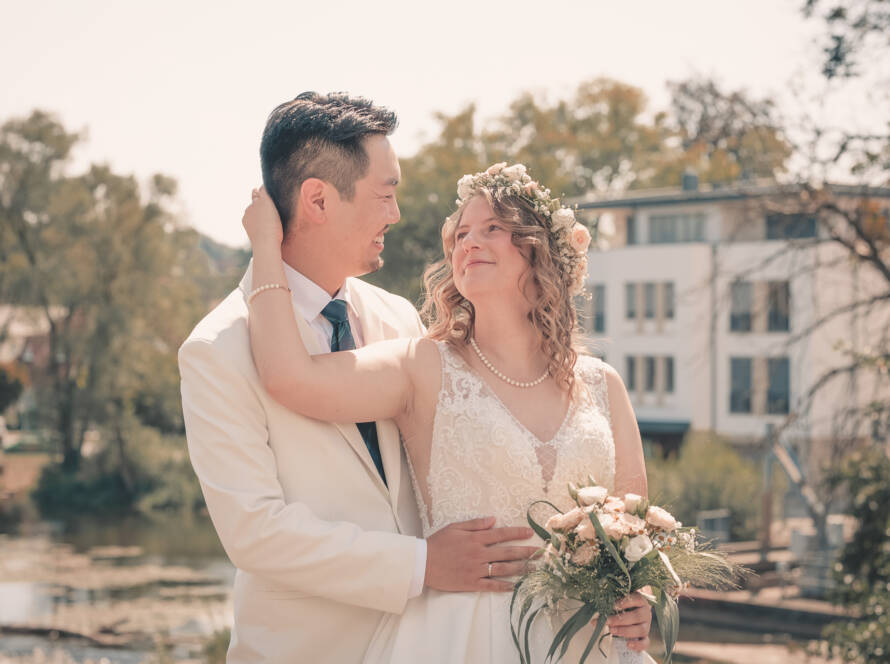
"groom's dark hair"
260,91,398,233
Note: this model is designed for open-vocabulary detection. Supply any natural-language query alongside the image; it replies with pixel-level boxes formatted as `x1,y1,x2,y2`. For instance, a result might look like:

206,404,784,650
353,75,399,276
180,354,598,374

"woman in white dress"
243,163,656,663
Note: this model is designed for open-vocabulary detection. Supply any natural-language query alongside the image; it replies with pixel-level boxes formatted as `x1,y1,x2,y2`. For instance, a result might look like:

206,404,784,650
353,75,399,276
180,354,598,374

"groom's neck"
281,240,346,297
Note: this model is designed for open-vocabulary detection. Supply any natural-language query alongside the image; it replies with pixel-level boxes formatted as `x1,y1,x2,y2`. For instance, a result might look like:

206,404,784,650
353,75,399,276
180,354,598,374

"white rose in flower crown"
545,506,585,531
625,534,654,563
624,493,643,513
551,207,575,230
486,162,507,175
646,505,680,531
457,175,475,201
570,223,591,254
577,486,608,506
501,164,527,181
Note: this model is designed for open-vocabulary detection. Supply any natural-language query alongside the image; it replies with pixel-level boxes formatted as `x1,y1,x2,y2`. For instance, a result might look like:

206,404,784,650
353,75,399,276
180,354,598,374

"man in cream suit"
179,92,536,663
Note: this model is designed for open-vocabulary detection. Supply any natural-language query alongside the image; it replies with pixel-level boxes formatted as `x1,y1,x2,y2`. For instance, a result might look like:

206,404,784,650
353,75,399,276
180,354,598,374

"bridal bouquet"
511,478,742,664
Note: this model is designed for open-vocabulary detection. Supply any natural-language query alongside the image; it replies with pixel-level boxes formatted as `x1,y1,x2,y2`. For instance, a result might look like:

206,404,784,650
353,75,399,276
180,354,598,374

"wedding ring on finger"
487,563,493,578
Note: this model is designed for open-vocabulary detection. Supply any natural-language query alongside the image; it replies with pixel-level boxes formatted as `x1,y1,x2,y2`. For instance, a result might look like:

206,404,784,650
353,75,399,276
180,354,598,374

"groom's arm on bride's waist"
179,335,421,615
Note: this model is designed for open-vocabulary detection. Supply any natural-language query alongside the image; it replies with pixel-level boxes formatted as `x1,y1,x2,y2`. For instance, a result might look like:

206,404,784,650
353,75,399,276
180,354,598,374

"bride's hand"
243,186,283,249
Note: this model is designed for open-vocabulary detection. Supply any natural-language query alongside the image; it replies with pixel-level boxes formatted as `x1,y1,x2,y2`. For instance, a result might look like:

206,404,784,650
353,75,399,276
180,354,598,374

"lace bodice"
407,342,615,538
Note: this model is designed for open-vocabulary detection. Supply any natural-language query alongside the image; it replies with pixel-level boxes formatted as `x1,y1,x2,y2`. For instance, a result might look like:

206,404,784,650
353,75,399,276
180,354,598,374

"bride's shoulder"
575,354,625,393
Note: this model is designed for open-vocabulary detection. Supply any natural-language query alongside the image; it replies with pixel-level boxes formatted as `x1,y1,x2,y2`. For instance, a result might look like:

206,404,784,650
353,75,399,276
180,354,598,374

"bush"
646,432,771,541
821,446,890,662
31,424,203,517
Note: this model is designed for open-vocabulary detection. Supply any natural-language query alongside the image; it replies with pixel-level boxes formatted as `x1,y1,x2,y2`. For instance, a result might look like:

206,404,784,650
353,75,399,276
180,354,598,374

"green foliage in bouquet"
511,478,742,664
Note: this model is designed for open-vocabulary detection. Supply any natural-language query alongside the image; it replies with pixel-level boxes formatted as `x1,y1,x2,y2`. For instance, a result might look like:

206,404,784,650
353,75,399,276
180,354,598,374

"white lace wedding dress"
364,342,656,663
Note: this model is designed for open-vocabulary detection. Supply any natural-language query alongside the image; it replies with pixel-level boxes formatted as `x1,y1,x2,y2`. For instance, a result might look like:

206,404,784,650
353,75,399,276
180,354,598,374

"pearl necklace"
469,338,549,388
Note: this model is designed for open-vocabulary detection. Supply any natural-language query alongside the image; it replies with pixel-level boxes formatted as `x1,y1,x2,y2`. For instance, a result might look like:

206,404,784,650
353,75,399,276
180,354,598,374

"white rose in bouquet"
624,534,654,562
599,512,630,540
545,506,585,531
619,512,647,535
575,518,597,541
486,162,506,175
577,486,608,506
646,505,680,531
624,493,643,513
603,496,627,513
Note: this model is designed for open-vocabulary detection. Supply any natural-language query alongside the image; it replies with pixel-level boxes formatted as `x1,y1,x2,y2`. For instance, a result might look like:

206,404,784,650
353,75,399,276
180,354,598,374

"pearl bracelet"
247,283,291,305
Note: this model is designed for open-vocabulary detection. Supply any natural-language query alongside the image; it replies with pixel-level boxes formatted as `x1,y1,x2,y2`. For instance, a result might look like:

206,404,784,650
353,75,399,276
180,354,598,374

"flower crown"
455,162,591,295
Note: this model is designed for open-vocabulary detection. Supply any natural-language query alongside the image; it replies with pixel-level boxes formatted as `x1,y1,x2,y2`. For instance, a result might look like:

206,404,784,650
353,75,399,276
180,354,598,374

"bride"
243,163,655,663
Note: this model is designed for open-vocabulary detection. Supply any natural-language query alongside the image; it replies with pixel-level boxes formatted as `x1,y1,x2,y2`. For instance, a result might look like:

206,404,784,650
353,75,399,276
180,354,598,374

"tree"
0,111,205,479
804,0,890,79
663,77,792,184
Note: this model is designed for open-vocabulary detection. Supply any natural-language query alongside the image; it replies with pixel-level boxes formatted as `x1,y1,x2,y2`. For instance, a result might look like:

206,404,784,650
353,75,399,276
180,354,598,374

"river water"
0,515,232,663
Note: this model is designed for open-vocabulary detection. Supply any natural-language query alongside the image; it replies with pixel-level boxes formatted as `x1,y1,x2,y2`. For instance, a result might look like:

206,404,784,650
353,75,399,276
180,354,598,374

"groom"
179,92,541,662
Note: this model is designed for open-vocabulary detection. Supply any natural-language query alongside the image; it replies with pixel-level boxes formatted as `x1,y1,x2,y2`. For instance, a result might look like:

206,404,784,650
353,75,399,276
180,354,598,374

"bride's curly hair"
420,186,583,394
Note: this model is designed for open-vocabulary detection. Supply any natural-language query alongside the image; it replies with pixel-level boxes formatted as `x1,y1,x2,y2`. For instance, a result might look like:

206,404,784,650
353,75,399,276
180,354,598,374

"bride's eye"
488,224,502,232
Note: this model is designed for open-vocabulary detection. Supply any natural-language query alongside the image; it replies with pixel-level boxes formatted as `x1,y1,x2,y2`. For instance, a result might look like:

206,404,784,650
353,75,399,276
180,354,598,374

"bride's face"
451,196,530,303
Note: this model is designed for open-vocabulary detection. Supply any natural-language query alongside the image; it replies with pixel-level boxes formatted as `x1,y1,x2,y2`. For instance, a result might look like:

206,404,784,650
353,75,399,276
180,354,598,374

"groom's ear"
297,178,328,226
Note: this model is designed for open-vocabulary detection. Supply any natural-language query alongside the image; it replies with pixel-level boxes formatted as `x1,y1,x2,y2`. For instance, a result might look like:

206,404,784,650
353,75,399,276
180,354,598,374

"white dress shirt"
282,262,427,599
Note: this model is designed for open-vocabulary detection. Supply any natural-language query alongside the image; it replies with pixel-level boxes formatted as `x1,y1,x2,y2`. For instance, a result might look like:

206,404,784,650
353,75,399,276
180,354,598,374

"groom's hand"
424,517,538,593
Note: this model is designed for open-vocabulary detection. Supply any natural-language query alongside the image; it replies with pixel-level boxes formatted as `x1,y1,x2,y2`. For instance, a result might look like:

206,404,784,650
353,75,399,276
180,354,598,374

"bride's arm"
244,189,413,424
603,364,648,497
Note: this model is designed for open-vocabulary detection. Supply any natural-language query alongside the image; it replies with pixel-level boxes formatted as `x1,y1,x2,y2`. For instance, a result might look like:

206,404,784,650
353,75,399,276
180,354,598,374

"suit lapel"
349,281,404,520
240,266,390,500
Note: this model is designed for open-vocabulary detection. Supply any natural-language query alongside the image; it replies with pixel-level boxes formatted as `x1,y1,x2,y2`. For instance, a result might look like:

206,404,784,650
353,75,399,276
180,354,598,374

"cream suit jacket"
179,267,424,663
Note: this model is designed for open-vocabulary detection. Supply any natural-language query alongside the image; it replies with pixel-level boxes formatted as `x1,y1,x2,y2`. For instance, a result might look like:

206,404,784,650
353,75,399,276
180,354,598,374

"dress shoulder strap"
575,354,611,424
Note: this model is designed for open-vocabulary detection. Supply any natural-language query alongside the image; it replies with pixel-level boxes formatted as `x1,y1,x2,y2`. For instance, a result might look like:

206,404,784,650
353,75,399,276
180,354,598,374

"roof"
572,182,890,211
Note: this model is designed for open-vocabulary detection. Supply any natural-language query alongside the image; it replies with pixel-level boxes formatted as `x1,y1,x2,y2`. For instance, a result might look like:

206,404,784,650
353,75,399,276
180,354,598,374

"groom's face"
326,135,401,277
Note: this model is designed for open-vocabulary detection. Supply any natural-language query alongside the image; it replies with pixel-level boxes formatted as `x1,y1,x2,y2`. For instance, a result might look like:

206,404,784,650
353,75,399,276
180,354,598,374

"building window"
665,356,674,393
664,282,675,320
626,283,637,319
766,214,817,240
767,357,790,414
627,215,637,245
644,356,656,392
644,283,656,319
593,284,606,333
730,281,752,332
767,281,790,332
649,213,706,243
730,357,752,413
625,356,636,391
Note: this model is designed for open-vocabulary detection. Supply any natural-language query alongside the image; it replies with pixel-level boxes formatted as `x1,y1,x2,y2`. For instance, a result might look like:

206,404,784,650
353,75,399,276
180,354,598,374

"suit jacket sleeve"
179,336,418,615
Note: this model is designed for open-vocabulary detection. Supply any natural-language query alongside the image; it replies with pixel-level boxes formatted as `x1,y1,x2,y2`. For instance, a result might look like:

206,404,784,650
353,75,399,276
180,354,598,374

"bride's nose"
459,230,481,253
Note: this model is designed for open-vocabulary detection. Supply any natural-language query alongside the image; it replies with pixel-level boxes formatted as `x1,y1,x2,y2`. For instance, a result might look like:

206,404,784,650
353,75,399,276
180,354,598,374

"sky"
0,0,863,247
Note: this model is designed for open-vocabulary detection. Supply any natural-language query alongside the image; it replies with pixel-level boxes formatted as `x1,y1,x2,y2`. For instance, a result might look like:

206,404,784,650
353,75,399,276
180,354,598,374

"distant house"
0,305,60,438
574,178,890,472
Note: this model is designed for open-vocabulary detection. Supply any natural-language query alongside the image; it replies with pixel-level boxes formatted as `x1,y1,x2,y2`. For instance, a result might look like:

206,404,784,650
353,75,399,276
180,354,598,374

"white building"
575,178,890,471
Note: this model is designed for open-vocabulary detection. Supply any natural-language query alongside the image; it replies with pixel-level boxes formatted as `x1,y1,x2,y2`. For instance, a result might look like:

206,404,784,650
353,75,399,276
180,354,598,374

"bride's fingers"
485,544,539,562
475,526,533,545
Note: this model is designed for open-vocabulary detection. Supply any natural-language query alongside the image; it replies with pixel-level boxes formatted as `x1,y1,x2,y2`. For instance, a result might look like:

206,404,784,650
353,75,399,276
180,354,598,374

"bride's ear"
298,178,328,225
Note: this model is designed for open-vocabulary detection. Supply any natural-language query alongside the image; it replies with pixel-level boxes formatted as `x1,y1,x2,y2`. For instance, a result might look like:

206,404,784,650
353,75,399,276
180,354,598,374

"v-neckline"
447,345,575,447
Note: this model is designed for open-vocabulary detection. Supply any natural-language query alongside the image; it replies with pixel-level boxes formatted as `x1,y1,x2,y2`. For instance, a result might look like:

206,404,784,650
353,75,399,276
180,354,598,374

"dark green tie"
320,299,386,485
